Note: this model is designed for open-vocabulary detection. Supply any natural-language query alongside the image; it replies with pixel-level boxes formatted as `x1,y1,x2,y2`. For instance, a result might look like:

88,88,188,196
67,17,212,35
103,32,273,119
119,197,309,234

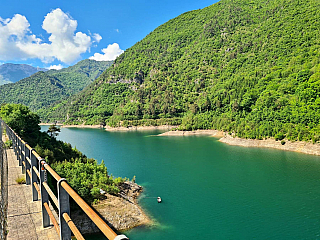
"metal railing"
0,122,8,240
2,120,128,240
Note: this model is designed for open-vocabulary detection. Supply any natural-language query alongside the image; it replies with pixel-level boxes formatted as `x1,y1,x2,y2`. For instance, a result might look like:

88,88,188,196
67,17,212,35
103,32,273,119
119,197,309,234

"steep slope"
46,59,113,93
43,0,320,142
0,63,47,85
0,59,113,111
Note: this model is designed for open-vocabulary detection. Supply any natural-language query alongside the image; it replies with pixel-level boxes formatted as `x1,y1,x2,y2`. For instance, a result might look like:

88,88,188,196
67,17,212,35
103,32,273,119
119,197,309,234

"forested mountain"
0,59,113,111
42,0,320,142
0,63,48,85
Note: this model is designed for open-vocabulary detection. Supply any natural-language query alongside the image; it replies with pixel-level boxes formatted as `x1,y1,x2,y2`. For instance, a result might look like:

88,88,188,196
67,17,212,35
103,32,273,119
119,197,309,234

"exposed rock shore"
219,134,320,156
71,181,151,234
104,125,176,131
158,129,224,137
40,123,176,131
159,129,320,156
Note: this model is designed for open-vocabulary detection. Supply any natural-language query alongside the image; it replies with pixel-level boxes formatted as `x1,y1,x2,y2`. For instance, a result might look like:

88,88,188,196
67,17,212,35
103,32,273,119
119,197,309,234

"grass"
15,176,26,184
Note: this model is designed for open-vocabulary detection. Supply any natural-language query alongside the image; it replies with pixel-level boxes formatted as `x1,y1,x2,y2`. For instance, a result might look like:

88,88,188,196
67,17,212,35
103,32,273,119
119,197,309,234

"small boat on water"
157,197,162,203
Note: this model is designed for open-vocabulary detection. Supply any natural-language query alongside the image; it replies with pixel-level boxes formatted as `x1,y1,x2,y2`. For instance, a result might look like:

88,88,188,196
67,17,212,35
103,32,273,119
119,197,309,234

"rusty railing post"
39,159,50,227
58,178,71,240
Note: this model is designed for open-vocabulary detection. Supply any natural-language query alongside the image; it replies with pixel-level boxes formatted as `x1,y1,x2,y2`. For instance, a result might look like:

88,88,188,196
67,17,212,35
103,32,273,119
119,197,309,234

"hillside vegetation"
0,59,113,111
43,0,320,142
0,103,125,203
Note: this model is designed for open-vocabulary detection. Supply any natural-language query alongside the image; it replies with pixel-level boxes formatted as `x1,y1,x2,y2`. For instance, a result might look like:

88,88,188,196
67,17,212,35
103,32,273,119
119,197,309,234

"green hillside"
0,72,67,110
46,59,113,92
43,0,320,142
0,59,113,111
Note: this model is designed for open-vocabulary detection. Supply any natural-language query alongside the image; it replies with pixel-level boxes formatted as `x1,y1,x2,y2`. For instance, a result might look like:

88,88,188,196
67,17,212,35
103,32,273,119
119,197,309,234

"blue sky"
0,0,218,69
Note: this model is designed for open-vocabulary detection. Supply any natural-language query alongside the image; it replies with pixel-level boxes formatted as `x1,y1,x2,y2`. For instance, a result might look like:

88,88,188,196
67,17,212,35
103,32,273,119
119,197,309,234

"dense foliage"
0,103,125,203
42,0,320,142
0,103,41,146
0,59,113,112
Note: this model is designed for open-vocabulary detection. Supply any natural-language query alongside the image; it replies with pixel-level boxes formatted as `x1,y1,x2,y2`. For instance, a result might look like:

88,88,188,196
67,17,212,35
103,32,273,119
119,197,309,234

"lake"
41,126,320,239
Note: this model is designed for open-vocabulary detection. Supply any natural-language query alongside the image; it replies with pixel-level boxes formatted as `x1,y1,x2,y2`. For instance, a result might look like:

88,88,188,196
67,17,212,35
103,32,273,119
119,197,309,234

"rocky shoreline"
219,134,320,156
40,123,176,131
72,181,151,234
159,130,320,156
158,129,224,137
105,125,176,131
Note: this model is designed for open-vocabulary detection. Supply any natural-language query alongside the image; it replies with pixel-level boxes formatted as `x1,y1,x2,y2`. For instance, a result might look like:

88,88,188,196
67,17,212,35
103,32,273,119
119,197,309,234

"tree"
0,103,40,145
47,124,61,138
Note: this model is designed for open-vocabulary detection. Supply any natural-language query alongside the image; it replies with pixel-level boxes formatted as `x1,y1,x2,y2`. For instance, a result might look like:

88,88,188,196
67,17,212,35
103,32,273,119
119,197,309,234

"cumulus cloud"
48,64,63,70
89,43,124,61
0,8,101,64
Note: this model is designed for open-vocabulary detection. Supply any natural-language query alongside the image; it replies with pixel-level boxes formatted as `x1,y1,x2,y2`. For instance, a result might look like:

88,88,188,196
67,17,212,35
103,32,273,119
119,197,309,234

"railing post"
13,134,17,159
58,179,71,240
31,149,39,201
14,134,17,154
25,145,31,185
39,159,50,228
21,142,26,174
18,137,22,166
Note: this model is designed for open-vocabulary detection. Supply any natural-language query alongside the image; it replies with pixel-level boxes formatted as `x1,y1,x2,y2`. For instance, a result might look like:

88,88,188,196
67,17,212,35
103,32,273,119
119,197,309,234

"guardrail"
0,122,8,240
2,120,128,240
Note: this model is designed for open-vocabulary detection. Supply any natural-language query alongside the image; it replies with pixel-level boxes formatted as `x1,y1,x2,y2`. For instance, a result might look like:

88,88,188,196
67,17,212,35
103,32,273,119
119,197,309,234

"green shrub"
15,176,26,184
4,140,12,148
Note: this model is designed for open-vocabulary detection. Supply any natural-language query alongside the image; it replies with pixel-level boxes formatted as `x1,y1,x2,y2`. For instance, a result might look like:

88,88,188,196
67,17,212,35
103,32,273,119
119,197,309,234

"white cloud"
115,29,120,33
92,33,102,43
0,8,100,64
89,43,124,61
48,64,63,70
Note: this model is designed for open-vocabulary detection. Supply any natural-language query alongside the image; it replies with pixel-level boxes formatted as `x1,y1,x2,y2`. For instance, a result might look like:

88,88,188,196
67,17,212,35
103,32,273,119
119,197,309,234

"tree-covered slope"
0,63,48,85
43,0,320,142
0,59,113,111
46,59,113,93
0,72,68,110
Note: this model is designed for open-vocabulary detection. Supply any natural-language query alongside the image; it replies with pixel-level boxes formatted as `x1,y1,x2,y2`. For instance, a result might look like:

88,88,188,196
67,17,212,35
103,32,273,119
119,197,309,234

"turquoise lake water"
41,126,320,239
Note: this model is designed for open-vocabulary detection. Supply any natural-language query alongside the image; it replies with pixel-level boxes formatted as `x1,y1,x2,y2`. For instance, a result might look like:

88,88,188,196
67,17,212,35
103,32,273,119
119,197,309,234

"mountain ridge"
0,63,48,85
0,59,113,111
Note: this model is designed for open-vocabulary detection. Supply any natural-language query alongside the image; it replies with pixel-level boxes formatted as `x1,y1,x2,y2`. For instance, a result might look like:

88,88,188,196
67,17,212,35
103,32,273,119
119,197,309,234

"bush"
16,176,26,184
4,140,12,148
275,133,285,141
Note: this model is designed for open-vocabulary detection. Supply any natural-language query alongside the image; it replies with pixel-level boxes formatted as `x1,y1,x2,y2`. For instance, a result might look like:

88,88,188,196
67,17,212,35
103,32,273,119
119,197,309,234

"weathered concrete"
6,146,59,240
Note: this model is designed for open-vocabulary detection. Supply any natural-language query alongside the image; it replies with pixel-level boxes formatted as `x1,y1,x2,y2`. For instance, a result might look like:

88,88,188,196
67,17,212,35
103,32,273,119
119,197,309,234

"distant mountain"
43,0,320,142
0,63,48,85
0,59,113,111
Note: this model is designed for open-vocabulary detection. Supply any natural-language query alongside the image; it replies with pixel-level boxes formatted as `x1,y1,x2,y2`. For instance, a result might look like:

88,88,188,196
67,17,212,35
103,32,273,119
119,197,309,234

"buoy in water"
157,197,162,203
